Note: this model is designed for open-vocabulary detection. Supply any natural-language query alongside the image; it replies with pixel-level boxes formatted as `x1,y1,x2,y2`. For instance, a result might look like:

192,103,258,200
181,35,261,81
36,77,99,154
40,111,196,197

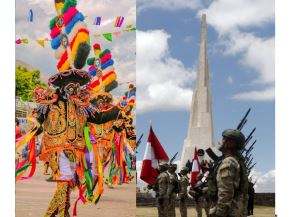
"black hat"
48,69,91,88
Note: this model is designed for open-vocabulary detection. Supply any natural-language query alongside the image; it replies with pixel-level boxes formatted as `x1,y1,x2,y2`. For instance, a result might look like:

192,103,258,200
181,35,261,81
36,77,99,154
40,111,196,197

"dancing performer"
15,0,133,216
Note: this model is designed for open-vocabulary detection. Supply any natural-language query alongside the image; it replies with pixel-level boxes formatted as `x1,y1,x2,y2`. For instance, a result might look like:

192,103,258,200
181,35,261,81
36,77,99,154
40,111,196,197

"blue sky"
136,0,275,191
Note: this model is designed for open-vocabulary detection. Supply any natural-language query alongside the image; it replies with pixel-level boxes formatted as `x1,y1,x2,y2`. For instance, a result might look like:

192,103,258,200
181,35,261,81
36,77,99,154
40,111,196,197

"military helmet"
222,129,246,149
158,162,169,170
168,164,177,171
169,164,177,169
180,166,190,174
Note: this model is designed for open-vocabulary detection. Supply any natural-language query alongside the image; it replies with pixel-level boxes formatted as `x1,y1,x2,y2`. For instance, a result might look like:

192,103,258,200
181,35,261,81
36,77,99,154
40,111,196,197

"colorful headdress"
87,43,118,93
49,0,91,87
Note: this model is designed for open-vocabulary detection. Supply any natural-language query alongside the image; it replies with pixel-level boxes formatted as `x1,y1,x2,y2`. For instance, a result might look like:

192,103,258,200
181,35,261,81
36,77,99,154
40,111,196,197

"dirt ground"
16,164,136,217
136,206,275,217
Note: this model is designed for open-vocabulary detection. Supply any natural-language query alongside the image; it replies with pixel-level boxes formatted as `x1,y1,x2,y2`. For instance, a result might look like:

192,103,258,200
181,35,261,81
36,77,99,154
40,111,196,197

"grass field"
136,206,275,217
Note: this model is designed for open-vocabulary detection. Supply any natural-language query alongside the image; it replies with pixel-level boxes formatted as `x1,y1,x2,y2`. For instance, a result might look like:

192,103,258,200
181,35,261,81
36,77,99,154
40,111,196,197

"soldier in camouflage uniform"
167,164,179,217
179,167,190,217
189,173,210,217
156,162,170,217
208,129,249,217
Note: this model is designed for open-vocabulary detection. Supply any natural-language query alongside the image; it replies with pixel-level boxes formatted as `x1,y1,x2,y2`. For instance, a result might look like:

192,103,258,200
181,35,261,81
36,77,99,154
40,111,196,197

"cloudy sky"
15,0,136,96
136,0,275,192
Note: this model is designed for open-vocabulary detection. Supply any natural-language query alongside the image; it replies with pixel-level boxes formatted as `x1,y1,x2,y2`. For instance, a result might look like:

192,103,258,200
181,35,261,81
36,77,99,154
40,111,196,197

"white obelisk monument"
180,14,215,167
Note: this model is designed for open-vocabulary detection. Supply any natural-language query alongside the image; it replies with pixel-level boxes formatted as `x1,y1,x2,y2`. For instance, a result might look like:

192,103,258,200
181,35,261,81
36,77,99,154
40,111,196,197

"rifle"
189,171,210,199
243,140,256,155
248,163,256,173
246,157,253,168
245,128,256,146
169,152,178,164
136,133,143,149
191,180,208,197
206,148,221,162
236,108,251,131
245,154,252,162
135,133,143,154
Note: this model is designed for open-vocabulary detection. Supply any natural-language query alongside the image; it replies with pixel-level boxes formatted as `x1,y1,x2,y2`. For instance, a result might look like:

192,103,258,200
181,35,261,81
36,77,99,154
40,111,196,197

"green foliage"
15,66,47,102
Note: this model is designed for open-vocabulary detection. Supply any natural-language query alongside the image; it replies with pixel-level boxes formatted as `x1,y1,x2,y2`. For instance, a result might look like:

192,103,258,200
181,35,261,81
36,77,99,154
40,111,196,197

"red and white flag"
140,126,169,185
191,147,201,186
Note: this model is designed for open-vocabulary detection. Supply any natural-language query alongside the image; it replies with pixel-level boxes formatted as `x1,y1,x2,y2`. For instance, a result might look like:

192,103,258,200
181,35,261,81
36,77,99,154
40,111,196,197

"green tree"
16,66,47,101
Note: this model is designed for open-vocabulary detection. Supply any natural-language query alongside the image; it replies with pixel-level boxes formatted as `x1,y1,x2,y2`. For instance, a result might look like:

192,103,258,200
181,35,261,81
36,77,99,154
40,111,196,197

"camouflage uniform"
179,167,190,217
167,165,178,217
195,195,210,217
156,163,170,217
190,180,210,217
209,155,248,217
208,129,248,217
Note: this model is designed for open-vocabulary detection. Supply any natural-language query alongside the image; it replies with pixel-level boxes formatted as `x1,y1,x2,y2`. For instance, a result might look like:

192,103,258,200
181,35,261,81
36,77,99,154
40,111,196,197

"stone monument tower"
180,14,215,167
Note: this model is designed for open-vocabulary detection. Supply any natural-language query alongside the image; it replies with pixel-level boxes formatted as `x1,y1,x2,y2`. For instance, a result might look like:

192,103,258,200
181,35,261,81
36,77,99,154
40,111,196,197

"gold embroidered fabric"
95,122,114,148
44,182,71,217
49,150,60,180
43,100,87,151
45,101,66,135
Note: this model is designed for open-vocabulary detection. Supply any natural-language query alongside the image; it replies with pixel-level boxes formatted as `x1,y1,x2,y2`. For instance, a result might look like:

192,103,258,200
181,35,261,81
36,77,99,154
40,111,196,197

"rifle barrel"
170,152,178,164
136,133,144,149
245,128,256,144
243,140,256,155
236,108,251,130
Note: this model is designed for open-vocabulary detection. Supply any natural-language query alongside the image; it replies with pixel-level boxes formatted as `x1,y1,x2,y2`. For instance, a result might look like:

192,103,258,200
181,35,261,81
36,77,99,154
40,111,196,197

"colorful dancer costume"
86,42,136,187
15,0,134,216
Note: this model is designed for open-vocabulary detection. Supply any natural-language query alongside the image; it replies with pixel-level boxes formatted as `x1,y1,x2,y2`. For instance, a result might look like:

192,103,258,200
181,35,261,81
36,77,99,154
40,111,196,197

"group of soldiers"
149,162,209,217
150,129,253,217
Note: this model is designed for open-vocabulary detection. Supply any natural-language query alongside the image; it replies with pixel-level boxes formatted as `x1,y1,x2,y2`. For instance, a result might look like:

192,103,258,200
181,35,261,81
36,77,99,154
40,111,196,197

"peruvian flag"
140,126,169,185
191,147,201,186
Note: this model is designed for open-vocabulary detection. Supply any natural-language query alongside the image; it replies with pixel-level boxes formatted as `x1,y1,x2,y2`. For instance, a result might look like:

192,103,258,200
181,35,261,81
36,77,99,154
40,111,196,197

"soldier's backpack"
234,153,249,197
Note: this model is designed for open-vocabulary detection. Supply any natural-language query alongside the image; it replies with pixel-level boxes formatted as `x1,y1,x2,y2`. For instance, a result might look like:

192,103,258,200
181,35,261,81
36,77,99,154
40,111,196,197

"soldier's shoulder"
169,174,177,180
217,158,240,179
221,156,240,168
181,175,189,182
158,172,169,179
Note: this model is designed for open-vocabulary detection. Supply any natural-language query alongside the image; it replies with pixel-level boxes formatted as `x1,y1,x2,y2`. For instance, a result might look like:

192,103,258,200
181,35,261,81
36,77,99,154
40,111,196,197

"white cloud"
137,30,195,113
137,0,201,12
220,31,275,102
222,31,275,85
250,169,275,193
232,86,275,101
198,0,274,33
197,0,275,101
